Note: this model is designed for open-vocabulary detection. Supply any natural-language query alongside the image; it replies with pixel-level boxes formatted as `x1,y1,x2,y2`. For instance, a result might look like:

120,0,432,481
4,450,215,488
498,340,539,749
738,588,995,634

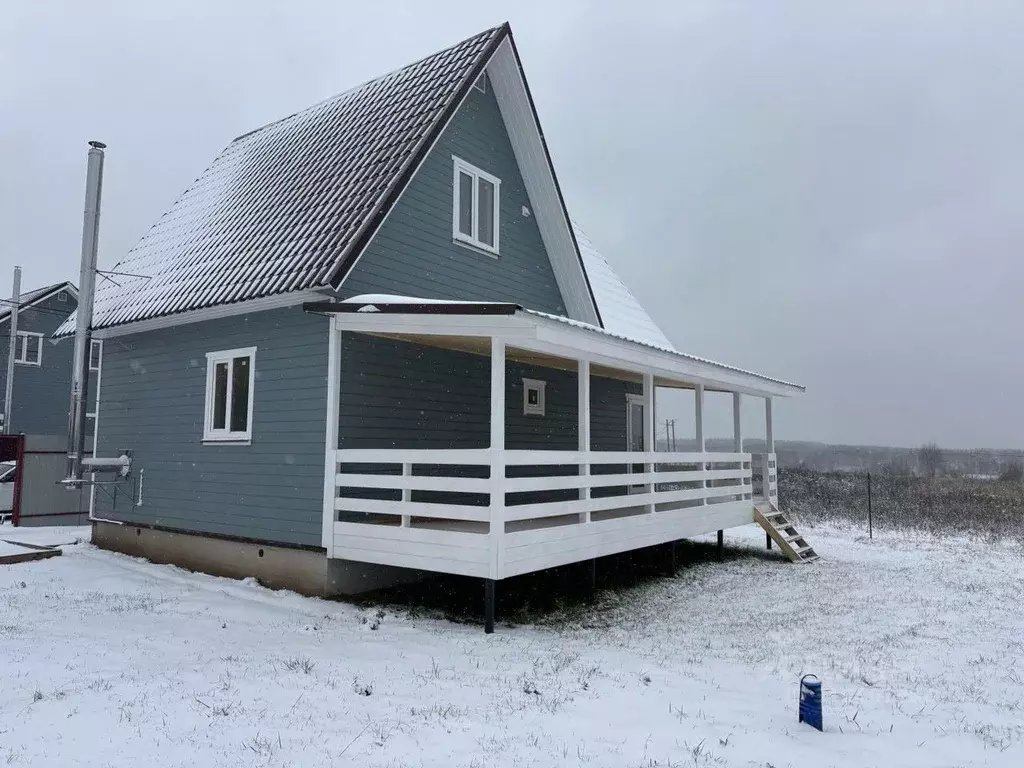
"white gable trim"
485,38,601,326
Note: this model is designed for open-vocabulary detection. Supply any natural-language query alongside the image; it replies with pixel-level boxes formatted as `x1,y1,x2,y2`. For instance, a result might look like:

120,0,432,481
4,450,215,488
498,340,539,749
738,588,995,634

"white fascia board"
486,39,600,327
329,311,536,340
90,289,326,339
528,319,802,398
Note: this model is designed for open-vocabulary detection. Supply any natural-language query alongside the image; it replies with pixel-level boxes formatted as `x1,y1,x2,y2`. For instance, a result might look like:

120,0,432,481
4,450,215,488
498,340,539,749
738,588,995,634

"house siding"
93,308,330,547
339,81,568,315
339,334,638,452
0,292,76,436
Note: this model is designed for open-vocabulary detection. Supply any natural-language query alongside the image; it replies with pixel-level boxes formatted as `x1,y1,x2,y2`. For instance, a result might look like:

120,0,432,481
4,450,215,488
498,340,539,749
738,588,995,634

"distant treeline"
656,437,1024,478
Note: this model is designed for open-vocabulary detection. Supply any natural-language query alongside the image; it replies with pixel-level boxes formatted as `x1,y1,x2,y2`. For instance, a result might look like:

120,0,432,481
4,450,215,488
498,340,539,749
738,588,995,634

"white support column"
489,337,506,580
695,383,706,504
642,372,655,512
765,397,774,453
578,358,590,522
732,392,743,452
321,323,342,556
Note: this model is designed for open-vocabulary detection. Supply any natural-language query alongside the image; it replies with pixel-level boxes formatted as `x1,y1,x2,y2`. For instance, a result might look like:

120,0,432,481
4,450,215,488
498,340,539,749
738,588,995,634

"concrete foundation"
92,521,423,597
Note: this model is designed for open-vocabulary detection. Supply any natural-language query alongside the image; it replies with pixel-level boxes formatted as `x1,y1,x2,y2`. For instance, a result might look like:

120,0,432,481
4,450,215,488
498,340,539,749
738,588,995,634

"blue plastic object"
798,674,823,731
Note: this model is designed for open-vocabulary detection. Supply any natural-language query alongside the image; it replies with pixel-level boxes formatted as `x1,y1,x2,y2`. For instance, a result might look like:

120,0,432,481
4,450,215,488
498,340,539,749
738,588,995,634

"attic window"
57,290,68,302
452,155,500,255
523,378,546,416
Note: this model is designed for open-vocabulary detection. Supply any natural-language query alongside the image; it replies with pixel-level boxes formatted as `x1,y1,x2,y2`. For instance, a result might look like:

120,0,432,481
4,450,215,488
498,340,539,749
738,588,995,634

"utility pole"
3,266,21,433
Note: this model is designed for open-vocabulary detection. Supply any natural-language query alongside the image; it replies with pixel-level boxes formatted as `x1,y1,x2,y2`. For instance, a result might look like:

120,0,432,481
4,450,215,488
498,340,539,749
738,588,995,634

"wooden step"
753,502,820,565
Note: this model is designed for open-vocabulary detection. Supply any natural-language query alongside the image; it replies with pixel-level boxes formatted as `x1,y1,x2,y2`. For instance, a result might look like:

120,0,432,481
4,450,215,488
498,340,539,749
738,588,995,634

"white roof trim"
324,296,803,398
485,38,600,326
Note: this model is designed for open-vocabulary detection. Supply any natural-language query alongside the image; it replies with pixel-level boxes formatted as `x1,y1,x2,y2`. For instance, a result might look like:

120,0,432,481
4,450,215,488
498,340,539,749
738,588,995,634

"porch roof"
304,295,804,398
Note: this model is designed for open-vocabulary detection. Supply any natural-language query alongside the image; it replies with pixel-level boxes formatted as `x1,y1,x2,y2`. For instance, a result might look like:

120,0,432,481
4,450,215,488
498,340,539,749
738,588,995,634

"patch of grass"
282,655,315,674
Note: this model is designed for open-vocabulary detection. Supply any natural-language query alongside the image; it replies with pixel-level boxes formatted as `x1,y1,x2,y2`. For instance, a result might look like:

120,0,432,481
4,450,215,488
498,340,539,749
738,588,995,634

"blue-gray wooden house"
58,25,805,612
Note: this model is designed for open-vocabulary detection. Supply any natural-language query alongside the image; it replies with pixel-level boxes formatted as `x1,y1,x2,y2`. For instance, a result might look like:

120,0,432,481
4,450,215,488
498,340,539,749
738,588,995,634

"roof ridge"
232,23,508,145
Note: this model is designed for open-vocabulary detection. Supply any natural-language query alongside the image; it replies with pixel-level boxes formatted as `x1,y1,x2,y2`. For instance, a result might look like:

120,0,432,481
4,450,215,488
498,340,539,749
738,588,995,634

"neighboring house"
0,281,82,436
58,24,804,622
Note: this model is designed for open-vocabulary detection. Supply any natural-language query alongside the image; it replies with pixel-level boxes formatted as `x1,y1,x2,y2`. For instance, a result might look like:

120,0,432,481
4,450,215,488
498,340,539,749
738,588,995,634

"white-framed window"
203,347,256,443
523,378,546,416
57,290,68,302
14,331,43,366
452,155,500,255
89,339,102,371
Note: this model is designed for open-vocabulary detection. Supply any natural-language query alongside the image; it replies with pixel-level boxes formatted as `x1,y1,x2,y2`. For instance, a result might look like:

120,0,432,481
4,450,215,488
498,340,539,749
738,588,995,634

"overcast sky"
3,1,1021,449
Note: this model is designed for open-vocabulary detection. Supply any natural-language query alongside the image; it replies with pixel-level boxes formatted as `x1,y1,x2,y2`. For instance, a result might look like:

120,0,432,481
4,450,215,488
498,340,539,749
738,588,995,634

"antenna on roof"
65,140,106,483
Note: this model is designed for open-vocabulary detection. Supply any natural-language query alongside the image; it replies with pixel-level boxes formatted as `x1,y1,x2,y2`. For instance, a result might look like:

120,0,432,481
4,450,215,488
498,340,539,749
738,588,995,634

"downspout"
65,141,105,482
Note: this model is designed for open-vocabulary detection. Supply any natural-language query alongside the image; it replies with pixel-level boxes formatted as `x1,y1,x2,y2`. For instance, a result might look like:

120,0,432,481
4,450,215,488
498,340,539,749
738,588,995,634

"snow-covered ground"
2,523,1022,767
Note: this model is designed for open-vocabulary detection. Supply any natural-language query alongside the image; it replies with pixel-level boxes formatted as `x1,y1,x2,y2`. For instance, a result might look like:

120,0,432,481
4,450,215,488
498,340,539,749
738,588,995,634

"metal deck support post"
766,531,772,550
484,579,496,634
717,529,724,561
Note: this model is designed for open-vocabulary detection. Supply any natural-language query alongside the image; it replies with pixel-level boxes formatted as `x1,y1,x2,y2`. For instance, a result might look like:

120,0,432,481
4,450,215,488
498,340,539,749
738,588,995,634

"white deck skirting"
330,448,778,579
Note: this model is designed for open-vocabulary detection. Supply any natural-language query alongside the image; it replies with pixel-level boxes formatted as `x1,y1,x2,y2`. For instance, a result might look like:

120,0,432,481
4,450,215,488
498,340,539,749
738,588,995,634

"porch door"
626,394,645,492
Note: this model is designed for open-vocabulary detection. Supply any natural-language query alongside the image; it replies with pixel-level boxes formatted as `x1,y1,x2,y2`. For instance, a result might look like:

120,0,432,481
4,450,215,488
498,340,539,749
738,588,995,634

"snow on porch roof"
317,295,804,395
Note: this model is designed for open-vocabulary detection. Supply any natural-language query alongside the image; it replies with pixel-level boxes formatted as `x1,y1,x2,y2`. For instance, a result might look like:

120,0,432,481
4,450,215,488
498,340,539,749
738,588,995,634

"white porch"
316,297,795,593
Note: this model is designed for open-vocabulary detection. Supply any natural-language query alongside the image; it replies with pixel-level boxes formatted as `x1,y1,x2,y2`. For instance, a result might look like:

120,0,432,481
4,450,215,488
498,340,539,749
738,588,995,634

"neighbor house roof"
0,281,77,325
57,23,606,336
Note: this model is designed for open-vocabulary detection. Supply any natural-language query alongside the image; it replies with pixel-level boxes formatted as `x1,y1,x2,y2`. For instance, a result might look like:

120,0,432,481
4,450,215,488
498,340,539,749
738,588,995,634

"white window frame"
203,346,256,444
14,331,43,366
89,339,102,372
452,155,500,256
523,378,546,416
57,290,68,302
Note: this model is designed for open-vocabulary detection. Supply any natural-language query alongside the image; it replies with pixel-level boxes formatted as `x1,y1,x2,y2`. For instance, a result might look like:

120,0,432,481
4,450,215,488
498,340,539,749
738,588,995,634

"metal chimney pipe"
3,266,21,433
65,140,106,482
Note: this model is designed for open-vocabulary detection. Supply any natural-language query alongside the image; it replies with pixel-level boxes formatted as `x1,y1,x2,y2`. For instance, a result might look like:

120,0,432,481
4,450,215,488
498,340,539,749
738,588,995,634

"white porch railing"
331,449,761,579
751,452,778,504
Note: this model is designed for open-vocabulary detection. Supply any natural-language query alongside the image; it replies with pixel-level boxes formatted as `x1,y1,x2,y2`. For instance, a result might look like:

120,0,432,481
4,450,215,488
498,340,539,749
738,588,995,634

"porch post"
694,383,706,505
765,397,774,453
578,358,590,522
642,372,655,512
321,322,342,557
732,392,742,452
486,336,505,633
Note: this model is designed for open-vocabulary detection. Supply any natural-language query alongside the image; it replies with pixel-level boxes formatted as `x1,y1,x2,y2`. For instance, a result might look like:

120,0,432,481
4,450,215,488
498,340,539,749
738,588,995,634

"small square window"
203,347,256,443
452,155,500,255
14,331,42,366
57,290,68,302
522,378,546,416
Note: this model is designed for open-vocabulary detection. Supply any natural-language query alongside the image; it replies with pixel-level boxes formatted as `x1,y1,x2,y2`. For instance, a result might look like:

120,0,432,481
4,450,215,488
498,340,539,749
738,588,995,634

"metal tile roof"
70,26,504,333
572,223,675,351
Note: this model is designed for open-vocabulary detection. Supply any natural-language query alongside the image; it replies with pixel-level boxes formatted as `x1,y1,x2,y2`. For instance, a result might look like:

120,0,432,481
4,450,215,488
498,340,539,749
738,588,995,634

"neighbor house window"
203,347,256,443
14,331,43,366
89,339,102,371
452,155,500,254
57,290,68,302
523,378,546,416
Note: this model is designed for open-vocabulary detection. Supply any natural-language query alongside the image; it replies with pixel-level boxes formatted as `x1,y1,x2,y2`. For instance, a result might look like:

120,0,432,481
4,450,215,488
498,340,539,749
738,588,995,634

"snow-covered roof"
572,224,674,351
58,26,507,334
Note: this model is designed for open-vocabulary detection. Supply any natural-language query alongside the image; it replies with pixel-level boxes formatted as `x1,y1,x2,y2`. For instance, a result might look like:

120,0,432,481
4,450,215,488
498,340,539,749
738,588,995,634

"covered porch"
310,297,800,629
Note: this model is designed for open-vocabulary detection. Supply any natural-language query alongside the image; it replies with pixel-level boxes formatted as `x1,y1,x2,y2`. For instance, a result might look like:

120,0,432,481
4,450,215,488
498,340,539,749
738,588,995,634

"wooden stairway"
754,501,819,563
